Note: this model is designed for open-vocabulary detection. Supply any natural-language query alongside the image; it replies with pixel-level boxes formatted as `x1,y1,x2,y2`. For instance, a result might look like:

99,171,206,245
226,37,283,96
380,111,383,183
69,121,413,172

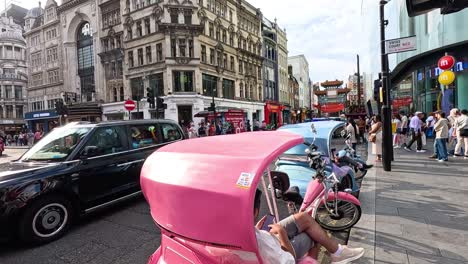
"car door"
73,125,131,208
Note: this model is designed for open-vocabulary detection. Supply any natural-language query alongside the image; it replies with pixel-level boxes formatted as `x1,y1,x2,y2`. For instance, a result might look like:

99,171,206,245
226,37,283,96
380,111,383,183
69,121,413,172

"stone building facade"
0,16,28,135
288,54,310,109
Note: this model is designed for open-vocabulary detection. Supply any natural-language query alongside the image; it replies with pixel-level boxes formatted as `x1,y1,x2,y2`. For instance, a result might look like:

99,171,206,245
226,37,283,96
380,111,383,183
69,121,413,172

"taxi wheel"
18,195,74,245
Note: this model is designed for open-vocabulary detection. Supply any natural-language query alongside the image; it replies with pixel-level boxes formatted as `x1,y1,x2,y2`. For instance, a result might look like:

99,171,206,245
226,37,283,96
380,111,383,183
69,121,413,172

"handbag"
461,128,468,137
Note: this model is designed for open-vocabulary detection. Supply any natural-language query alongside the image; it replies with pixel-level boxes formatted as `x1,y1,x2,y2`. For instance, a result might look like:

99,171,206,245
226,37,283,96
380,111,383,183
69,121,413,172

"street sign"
385,36,417,54
124,100,136,111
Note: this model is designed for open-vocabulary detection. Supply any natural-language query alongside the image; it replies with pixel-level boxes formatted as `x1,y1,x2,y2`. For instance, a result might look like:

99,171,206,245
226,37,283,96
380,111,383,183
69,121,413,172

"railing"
0,74,27,81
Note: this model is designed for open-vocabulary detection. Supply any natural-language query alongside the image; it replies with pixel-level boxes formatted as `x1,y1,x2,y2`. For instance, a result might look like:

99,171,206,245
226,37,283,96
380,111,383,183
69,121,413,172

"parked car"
0,120,185,244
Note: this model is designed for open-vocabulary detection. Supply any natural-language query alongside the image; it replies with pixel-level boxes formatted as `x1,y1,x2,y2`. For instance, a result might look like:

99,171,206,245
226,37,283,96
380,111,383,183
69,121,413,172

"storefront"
0,120,26,135
391,42,468,114
282,105,291,125
264,101,283,128
24,110,60,133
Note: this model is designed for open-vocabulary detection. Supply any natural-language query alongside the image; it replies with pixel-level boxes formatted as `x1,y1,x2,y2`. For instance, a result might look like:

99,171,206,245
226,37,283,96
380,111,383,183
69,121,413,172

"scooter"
332,134,373,179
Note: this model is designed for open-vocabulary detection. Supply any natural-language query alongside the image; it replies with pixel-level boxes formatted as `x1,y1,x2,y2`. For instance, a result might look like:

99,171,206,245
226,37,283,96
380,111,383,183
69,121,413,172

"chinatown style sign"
318,103,345,113
392,97,413,108
385,36,417,54
438,54,457,86
124,100,136,111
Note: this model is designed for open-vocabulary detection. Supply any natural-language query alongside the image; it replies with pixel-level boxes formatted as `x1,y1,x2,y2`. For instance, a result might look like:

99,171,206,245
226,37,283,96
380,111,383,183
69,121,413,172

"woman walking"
369,115,383,162
393,113,402,148
346,118,359,151
454,109,468,158
434,111,449,162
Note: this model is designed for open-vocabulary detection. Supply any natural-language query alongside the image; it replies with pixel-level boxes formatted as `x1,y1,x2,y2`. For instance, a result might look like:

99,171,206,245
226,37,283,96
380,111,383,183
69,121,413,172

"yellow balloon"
438,71,455,86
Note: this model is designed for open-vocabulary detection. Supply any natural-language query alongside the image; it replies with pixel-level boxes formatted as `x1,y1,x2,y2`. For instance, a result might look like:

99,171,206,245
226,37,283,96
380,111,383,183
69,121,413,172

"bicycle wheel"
314,200,361,231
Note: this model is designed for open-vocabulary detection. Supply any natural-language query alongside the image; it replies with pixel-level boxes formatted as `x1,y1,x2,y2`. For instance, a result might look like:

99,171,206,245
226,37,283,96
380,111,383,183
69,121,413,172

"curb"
347,144,377,264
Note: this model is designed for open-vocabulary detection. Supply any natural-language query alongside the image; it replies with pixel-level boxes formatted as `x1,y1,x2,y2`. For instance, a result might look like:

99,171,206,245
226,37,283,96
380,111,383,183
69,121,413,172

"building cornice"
57,0,89,12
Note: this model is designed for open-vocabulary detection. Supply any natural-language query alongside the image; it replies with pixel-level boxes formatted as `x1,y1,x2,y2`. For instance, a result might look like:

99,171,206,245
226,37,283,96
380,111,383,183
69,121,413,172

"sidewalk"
349,141,468,264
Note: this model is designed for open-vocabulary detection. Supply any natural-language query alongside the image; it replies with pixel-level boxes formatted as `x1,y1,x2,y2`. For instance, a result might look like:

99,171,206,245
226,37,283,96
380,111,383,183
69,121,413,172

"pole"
380,0,392,171
357,54,361,107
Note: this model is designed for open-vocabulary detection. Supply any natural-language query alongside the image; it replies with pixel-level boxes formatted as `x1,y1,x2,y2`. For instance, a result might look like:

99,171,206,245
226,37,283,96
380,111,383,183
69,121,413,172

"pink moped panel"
140,131,303,253
300,179,323,212
323,191,361,206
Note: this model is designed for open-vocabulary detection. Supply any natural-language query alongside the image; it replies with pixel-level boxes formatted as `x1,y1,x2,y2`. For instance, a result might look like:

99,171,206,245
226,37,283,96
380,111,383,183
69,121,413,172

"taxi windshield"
20,126,92,162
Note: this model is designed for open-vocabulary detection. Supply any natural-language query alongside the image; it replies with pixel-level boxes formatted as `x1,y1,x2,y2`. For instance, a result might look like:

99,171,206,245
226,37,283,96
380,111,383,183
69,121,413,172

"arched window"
77,22,95,102
120,87,124,101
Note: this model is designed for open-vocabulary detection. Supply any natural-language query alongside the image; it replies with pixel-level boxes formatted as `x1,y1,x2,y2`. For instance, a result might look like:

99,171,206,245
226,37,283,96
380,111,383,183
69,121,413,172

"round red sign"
124,100,136,111
438,55,456,71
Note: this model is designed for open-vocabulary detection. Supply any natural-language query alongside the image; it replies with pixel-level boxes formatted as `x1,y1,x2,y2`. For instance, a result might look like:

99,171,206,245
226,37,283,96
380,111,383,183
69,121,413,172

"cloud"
248,0,365,83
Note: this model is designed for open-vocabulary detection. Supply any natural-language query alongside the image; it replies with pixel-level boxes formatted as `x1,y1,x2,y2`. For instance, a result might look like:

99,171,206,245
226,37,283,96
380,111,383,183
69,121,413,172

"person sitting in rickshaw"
254,189,364,264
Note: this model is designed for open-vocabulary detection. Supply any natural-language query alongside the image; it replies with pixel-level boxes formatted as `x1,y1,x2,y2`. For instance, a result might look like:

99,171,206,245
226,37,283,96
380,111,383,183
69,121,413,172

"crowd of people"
181,119,277,139
0,130,44,147
363,108,468,163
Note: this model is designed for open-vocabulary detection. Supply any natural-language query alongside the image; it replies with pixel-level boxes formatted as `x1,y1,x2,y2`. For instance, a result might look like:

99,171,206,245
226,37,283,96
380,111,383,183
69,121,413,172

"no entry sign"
124,100,136,111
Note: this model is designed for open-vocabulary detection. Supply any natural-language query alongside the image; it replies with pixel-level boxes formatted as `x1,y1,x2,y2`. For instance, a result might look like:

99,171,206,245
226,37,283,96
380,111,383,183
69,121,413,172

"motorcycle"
332,133,373,179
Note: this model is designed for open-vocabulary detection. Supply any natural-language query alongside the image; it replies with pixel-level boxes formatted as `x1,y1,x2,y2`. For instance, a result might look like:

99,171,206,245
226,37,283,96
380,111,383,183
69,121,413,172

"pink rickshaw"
140,131,358,263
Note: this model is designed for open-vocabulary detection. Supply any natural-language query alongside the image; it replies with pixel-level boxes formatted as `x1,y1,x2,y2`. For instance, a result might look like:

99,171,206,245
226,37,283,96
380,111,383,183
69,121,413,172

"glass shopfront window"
173,71,194,92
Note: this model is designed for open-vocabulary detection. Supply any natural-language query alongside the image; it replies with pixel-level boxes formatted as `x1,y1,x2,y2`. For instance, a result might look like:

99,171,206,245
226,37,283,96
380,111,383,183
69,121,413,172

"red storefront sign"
392,97,413,108
317,103,345,113
224,110,246,133
264,102,283,127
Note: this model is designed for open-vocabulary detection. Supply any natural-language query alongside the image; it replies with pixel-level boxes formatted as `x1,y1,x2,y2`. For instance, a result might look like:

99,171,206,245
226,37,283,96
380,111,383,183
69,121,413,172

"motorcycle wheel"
315,200,361,231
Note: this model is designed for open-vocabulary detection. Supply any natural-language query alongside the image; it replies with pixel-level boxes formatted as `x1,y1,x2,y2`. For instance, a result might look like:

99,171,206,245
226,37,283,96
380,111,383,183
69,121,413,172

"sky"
9,0,365,84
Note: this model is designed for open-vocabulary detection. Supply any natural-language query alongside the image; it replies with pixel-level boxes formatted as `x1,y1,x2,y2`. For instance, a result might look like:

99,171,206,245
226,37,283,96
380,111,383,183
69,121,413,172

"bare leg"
307,243,321,259
293,212,339,254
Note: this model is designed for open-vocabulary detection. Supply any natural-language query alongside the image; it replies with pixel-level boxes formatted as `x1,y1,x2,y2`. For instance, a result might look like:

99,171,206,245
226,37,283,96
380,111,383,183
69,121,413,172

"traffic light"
55,100,69,116
146,87,155,109
208,102,216,112
156,97,167,110
373,79,381,102
406,0,468,17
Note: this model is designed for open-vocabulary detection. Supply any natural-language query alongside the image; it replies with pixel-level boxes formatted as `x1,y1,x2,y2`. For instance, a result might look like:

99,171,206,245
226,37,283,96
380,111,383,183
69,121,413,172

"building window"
116,35,121,48
102,9,121,28
48,69,59,84
222,79,234,99
202,74,217,97
179,38,186,57
31,34,40,46
184,11,192,25
138,48,144,65
229,10,233,22
46,46,58,63
16,105,23,118
5,105,13,118
128,50,134,67
77,23,95,100
223,54,227,68
120,87,124,101
113,87,118,102
201,45,206,63
170,10,178,23
136,21,142,37
46,8,56,22
258,66,262,79
127,26,133,40
32,73,42,86
217,52,222,67
188,40,193,57
239,83,244,98
171,38,176,57
229,34,234,46
238,37,242,48
157,43,163,61
173,71,194,92
209,23,214,37
45,28,57,41
230,56,234,71
4,85,11,98
130,77,143,100
13,85,22,99
216,27,220,40
209,48,214,64
239,59,243,73
145,18,151,34
31,52,42,67
222,29,227,43
149,73,165,96
146,46,152,63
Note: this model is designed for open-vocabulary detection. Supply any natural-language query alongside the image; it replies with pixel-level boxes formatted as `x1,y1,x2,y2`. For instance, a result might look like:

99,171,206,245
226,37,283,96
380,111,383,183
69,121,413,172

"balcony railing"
0,74,27,81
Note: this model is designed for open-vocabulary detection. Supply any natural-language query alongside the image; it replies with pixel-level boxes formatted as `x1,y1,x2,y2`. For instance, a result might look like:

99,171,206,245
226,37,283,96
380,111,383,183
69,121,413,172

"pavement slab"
349,139,468,264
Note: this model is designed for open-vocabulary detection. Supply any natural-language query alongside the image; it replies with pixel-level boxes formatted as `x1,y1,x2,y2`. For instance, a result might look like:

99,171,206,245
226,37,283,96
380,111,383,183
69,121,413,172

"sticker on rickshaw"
236,172,254,189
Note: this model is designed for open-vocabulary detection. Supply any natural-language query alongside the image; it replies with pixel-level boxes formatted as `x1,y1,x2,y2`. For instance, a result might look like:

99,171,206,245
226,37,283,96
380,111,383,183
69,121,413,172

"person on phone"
254,189,364,263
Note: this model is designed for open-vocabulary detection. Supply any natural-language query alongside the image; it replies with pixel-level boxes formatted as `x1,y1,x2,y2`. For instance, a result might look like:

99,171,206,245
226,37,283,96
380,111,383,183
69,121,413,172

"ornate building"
0,16,28,135
288,54,310,110
314,80,350,116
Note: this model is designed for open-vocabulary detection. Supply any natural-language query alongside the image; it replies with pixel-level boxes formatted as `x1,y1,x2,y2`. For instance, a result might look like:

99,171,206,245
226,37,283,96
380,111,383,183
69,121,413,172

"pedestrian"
198,121,207,137
6,134,12,146
400,111,409,147
215,120,222,135
346,118,359,151
447,108,460,153
368,115,383,162
426,112,435,138
433,111,449,162
393,113,402,148
246,119,251,132
34,129,43,144
404,112,425,152
187,122,197,139
13,133,18,146
454,109,468,159
357,116,367,144
27,130,34,146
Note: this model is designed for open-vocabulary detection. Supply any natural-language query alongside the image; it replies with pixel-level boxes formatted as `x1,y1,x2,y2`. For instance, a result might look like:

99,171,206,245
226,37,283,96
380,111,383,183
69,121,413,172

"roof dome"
25,6,43,18
0,30,26,43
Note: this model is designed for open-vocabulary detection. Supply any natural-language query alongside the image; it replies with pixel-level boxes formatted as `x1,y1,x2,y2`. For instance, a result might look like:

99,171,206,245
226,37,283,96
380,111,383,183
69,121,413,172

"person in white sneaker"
254,190,364,264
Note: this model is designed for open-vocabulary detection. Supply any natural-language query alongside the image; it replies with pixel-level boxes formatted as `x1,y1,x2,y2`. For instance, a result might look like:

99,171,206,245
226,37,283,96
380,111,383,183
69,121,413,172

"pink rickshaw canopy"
140,131,304,253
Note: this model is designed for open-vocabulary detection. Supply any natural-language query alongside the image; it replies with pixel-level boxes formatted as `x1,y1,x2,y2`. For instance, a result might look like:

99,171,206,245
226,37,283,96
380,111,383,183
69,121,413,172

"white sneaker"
416,150,426,153
331,246,365,264
393,145,401,149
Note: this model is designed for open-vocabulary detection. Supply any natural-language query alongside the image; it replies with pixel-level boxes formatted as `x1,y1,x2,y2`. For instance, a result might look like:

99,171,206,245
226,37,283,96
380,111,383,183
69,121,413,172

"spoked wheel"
315,200,361,231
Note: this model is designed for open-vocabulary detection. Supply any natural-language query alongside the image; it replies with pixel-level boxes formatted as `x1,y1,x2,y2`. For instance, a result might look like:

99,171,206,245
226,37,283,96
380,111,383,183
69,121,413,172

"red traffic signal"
438,55,456,70
406,0,468,17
